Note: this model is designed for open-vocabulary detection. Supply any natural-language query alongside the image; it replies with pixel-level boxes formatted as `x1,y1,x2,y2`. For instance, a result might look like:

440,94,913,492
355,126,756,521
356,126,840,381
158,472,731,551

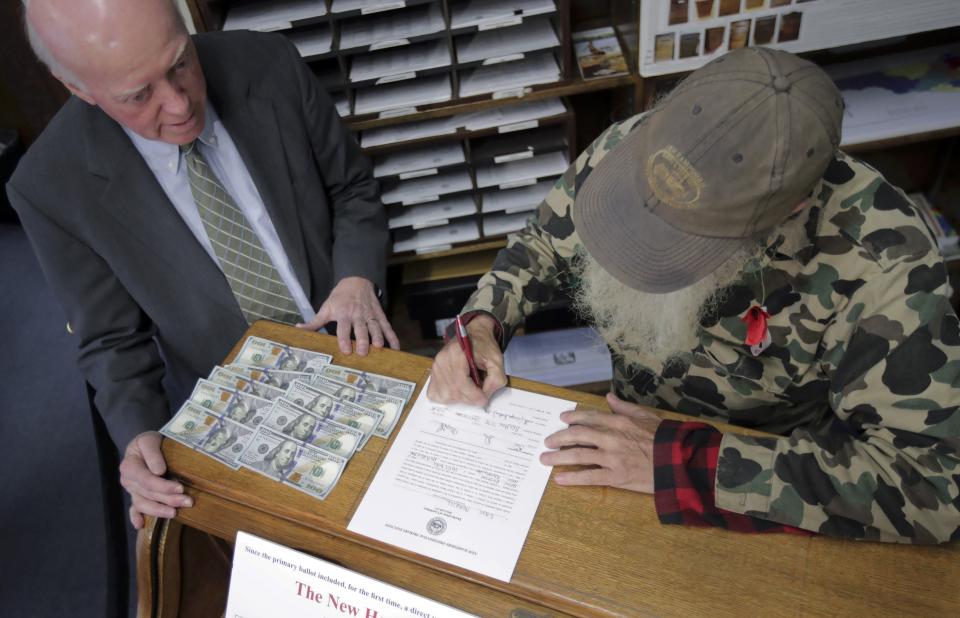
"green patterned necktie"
181,141,301,325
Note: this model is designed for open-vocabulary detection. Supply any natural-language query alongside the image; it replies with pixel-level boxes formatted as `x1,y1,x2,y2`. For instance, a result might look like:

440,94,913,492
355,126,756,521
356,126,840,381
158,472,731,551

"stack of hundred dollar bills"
159,335,415,501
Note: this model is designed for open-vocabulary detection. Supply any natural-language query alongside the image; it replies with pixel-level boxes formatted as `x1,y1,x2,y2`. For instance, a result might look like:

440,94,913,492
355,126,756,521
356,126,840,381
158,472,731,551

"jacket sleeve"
7,183,171,452
714,251,960,543
282,37,388,291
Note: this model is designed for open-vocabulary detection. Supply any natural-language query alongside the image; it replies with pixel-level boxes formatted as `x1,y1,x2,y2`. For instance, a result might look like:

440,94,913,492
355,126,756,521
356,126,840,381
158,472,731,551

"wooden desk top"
162,321,960,617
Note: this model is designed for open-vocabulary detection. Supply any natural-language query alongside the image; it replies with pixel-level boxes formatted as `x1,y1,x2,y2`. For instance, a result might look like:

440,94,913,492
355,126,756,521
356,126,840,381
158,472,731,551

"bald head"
24,0,186,90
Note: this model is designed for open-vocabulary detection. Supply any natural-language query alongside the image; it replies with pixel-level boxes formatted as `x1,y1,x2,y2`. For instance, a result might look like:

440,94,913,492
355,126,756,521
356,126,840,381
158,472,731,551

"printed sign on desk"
226,531,476,618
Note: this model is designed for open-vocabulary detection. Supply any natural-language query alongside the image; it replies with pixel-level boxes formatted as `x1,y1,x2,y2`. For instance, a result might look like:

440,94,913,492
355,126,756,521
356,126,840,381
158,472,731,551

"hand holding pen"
454,314,483,388
428,313,508,406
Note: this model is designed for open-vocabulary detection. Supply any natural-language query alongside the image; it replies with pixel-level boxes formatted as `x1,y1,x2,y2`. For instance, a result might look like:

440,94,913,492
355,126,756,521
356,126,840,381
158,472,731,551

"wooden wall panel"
0,2,69,146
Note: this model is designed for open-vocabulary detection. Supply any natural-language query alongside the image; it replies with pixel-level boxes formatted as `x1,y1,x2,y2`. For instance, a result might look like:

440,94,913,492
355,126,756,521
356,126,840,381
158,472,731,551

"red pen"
454,314,483,388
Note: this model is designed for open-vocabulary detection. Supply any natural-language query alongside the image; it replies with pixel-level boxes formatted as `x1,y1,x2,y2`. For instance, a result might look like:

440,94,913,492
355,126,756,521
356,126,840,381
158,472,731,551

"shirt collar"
123,101,220,175
752,176,827,271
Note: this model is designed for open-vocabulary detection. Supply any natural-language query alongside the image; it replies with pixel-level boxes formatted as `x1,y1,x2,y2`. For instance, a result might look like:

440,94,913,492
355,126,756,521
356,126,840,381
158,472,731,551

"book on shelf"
572,27,629,80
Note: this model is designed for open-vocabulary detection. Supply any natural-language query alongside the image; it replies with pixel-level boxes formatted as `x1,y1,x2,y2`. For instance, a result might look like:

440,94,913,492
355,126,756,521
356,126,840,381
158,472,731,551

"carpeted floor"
0,223,119,617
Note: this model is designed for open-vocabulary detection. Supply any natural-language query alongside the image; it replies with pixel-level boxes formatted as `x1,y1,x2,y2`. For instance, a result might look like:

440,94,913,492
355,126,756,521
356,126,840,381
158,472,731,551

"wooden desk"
137,321,960,617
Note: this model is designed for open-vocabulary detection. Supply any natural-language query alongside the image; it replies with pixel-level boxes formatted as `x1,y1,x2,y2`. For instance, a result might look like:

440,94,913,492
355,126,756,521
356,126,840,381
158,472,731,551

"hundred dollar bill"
225,364,313,391
239,427,345,499
319,364,416,404
302,376,404,438
260,398,362,459
188,379,272,428
207,366,285,401
285,380,384,444
235,336,333,373
160,402,254,468
325,399,383,448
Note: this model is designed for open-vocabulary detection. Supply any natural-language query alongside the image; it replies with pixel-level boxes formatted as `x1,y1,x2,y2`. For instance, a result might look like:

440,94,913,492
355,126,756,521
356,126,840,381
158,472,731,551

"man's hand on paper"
428,314,507,406
119,431,193,529
296,276,400,356
540,393,662,494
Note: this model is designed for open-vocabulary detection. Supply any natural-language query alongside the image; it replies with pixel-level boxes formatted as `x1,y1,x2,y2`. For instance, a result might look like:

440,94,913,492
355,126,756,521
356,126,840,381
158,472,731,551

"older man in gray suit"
10,0,396,527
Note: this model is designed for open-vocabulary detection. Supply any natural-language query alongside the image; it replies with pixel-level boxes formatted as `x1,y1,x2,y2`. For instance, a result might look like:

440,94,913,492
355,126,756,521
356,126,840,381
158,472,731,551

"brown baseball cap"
573,47,843,293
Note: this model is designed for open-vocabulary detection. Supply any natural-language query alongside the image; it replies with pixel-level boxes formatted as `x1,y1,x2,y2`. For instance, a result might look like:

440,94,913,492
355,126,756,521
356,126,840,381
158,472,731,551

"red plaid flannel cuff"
653,420,812,535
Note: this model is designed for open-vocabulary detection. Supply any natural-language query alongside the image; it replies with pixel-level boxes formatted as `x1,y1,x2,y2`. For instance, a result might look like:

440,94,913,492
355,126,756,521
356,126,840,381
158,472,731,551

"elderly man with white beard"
428,48,960,543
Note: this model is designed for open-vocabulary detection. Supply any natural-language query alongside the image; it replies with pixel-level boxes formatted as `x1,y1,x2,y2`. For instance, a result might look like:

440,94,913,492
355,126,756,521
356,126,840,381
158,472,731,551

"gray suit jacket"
7,31,387,450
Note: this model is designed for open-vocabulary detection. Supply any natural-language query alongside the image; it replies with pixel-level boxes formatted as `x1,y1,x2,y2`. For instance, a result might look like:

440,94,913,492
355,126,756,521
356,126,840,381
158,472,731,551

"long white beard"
572,244,763,375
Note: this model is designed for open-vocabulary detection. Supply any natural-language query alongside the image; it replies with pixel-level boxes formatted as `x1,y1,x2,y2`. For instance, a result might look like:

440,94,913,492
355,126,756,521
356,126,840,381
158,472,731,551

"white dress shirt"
124,103,315,322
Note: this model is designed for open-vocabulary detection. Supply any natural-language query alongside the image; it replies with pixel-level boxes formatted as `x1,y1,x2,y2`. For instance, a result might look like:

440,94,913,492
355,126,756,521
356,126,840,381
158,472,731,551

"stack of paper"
393,220,481,253
224,0,327,32
459,51,561,97
475,151,568,189
456,17,560,64
450,0,556,29
481,179,555,213
331,0,408,13
361,116,457,147
284,25,333,57
482,210,534,236
339,3,445,50
460,96,565,130
360,97,565,148
380,169,473,204
388,195,477,229
503,327,613,386
354,74,452,115
471,126,567,164
350,39,452,83
373,141,466,178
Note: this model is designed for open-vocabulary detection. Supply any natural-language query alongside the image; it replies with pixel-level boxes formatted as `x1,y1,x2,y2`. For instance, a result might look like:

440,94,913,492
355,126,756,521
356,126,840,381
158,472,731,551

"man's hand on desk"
120,431,193,529
540,393,662,494
428,314,507,407
296,276,400,356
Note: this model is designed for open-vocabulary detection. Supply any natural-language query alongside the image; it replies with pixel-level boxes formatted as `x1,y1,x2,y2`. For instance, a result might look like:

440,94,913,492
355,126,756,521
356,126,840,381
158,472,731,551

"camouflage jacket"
463,113,960,543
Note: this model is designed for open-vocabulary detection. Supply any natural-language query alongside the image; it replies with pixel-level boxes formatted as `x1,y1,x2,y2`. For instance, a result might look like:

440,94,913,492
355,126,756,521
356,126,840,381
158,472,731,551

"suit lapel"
83,110,240,316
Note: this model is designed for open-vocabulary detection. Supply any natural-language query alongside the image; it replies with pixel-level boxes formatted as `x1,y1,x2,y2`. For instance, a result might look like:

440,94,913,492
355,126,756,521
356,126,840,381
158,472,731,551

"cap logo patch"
646,146,704,209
